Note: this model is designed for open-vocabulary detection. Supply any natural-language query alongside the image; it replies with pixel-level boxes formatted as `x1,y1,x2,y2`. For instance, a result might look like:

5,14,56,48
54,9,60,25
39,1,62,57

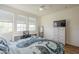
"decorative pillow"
0,44,8,54
46,42,57,50
35,46,50,54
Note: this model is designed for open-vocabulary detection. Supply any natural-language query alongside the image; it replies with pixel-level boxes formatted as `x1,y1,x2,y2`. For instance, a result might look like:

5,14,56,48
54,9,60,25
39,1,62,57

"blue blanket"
0,36,64,54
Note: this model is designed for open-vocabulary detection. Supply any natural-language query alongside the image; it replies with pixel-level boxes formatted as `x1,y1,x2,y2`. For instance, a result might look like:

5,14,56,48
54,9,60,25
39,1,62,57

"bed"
0,36,64,54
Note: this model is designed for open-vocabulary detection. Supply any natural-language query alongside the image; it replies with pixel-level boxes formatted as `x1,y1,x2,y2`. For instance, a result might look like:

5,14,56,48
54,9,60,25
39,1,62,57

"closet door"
58,27,65,44
53,20,66,44
53,27,59,42
53,27,65,44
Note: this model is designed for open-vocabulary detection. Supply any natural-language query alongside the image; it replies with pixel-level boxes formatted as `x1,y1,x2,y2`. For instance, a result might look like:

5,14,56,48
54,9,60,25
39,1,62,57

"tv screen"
53,20,66,27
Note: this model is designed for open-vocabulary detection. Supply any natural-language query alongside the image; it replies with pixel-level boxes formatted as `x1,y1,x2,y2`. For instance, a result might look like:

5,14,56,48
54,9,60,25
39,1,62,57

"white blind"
29,17,36,31
0,9,13,34
16,15,26,24
0,9,13,22
16,15,27,31
29,17,36,25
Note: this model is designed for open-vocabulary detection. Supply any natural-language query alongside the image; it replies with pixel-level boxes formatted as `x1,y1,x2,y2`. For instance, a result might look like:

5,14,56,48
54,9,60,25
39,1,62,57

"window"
29,25,35,31
29,17,36,32
16,15,27,31
0,9,37,34
0,10,13,34
0,22,12,34
17,24,26,31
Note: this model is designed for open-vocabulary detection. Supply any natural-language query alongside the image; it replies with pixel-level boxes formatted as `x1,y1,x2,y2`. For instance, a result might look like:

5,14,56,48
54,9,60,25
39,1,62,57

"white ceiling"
6,4,79,16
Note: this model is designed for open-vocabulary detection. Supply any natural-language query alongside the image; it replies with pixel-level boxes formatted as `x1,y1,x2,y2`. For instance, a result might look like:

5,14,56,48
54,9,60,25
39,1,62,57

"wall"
40,7,79,47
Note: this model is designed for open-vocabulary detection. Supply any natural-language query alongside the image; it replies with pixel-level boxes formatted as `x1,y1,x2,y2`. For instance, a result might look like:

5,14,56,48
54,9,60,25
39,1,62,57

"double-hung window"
16,15,27,32
29,17,36,32
0,10,13,34
0,9,37,34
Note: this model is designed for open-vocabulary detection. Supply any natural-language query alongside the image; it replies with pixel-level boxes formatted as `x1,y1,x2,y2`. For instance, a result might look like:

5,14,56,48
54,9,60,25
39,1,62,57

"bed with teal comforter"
0,36,64,54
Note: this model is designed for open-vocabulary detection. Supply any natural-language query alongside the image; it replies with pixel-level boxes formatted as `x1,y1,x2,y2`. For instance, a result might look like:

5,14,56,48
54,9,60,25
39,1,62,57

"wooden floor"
64,44,79,54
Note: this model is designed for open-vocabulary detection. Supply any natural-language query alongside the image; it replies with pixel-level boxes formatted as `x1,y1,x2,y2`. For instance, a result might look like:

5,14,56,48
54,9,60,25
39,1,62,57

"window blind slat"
16,15,26,24
29,17,36,32
0,10,14,22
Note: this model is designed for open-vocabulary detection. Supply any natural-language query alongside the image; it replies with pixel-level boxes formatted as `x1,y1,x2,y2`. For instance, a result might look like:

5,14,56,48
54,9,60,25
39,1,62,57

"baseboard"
65,43,79,48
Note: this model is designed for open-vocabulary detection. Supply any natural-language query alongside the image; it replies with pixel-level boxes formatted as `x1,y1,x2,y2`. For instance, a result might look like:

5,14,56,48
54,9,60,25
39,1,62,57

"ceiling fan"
39,5,45,11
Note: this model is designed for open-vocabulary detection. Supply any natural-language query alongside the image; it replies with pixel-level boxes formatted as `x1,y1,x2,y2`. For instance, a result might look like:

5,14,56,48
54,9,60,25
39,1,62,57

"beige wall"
40,7,79,47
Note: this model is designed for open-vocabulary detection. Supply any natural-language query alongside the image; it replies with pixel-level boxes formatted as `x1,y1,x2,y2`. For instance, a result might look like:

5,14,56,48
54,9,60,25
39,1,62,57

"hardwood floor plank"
65,44,79,54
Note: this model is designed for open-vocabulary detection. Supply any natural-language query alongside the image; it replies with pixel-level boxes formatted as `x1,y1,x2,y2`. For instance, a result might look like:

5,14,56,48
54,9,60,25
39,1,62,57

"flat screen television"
53,20,66,27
